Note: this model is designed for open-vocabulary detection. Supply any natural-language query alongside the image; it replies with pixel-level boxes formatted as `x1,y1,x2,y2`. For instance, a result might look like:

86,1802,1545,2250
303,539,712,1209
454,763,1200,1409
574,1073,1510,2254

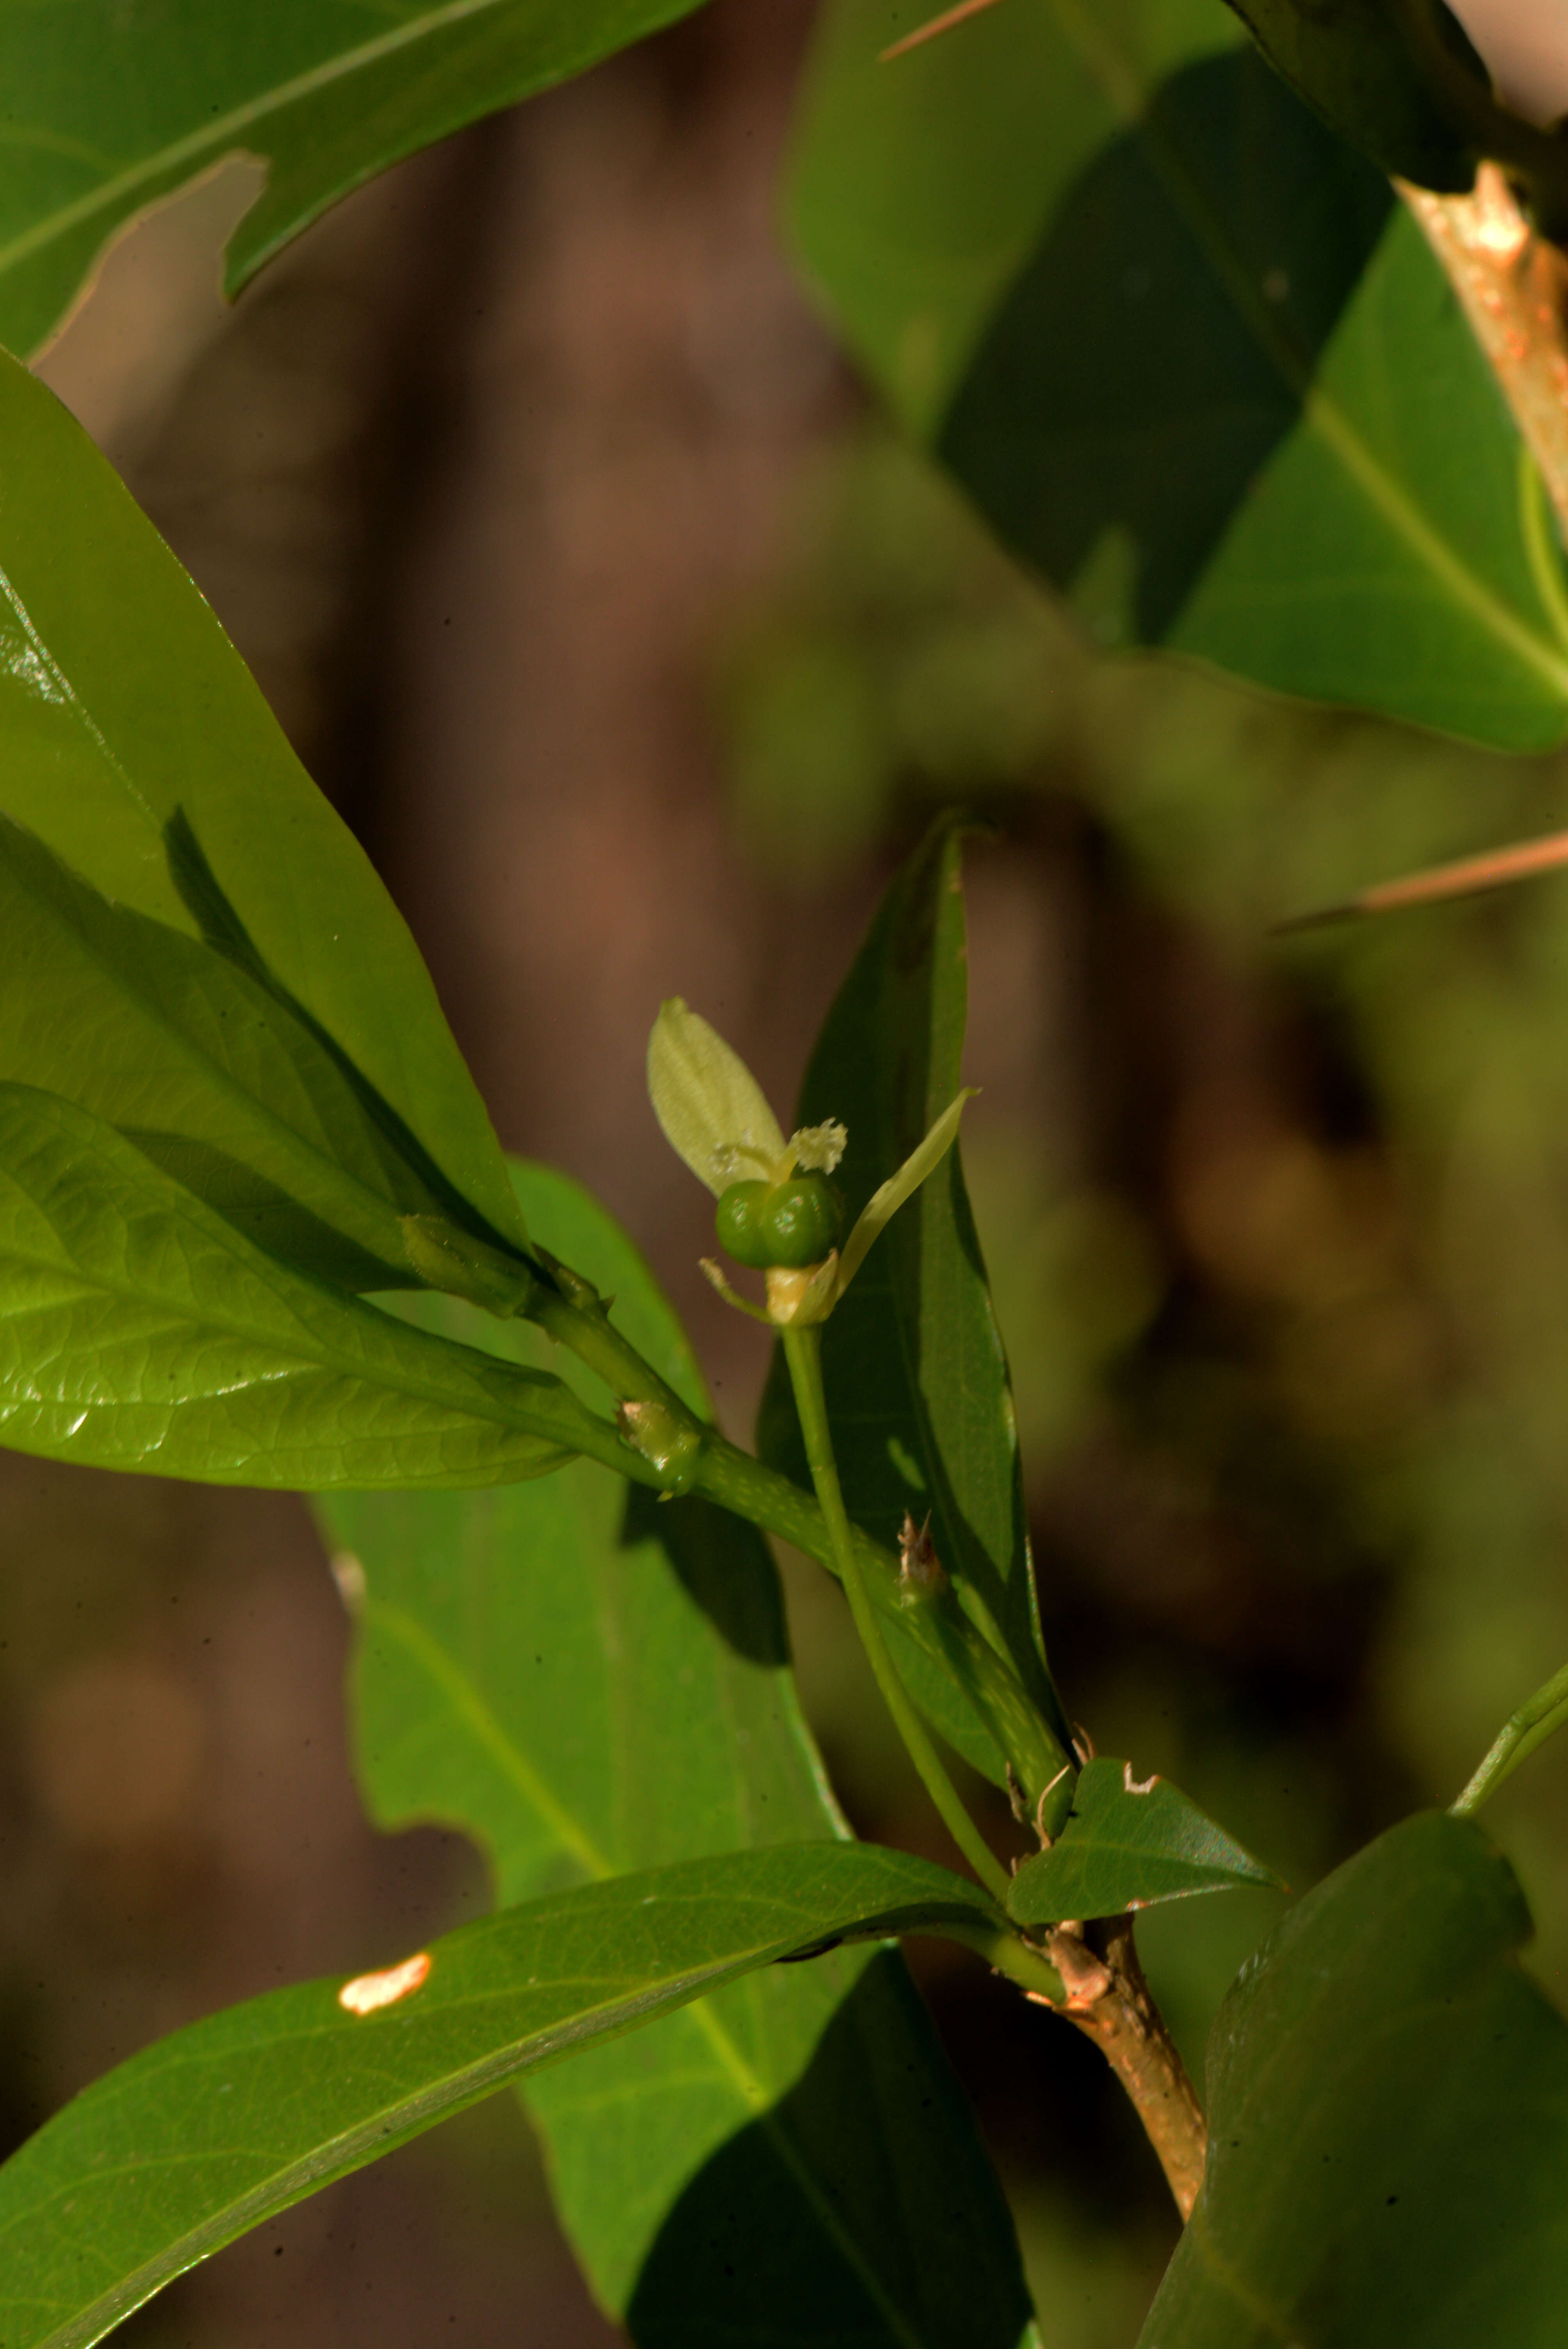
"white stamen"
790,1121,847,1174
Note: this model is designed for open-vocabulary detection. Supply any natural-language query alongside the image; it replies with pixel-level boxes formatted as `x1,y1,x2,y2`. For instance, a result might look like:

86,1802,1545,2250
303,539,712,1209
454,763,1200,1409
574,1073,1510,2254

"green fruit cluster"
716,1171,845,1269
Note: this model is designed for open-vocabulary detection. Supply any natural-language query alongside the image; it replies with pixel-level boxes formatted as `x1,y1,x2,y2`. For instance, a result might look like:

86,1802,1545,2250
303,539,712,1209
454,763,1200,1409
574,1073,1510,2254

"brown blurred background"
12,2,1568,2341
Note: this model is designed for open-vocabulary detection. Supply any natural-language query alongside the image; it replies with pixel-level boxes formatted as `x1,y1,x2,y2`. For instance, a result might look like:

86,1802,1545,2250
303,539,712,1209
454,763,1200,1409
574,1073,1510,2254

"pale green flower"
648,998,973,1327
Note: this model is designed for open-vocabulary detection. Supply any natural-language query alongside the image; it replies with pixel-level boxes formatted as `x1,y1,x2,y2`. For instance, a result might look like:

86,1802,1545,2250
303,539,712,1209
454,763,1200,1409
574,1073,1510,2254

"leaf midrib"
371,1600,930,2349
21,1947,790,2349
0,1185,560,1442
1045,0,1568,697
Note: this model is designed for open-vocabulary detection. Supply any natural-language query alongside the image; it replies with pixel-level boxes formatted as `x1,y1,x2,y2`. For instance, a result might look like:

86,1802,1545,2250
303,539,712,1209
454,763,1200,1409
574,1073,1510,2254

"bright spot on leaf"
330,1552,367,1612
338,1951,431,2016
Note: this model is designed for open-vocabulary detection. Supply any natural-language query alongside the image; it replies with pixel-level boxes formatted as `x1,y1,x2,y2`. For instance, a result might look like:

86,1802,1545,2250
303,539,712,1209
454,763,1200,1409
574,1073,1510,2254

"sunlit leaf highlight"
0,1844,998,2349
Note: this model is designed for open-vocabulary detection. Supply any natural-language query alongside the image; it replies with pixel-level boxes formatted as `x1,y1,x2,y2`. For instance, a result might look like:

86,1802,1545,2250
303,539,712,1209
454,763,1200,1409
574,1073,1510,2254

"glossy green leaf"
326,1163,1040,2348
0,1084,605,1488
1140,1811,1568,2347
758,819,1072,1786
788,1,1568,749
1007,1757,1279,1926
0,348,526,1256
0,812,483,1294
0,0,710,359
0,1841,997,2349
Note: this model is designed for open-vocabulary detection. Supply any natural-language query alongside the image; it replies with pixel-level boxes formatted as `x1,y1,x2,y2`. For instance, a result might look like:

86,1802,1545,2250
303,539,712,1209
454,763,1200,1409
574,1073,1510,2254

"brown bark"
1401,164,1568,547
1027,1917,1208,2222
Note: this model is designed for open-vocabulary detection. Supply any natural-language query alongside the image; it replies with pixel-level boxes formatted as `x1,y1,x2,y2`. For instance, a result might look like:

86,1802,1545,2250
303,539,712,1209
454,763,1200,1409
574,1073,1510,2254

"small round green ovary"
716,1172,845,1269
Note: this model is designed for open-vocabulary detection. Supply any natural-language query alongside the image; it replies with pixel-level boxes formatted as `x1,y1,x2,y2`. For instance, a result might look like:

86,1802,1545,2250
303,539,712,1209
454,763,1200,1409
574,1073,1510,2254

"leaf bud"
617,1398,704,1495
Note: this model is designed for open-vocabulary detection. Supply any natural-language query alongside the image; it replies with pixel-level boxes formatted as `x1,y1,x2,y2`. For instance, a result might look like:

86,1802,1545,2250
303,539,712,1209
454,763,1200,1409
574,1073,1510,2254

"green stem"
526,1255,1070,1802
943,1921,1065,2003
782,1324,1014,1906
1452,1659,1568,1815
693,1434,1065,1790
527,1253,695,1417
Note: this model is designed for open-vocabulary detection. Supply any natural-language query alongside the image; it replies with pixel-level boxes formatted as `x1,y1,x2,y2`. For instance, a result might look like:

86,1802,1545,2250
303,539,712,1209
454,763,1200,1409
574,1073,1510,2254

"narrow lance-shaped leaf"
1007,1757,1280,1926
0,1843,999,2349
758,817,1073,1791
327,1163,1042,2348
1141,1811,1568,2348
0,0,713,359
0,1084,608,1489
788,0,1568,749
0,350,526,1258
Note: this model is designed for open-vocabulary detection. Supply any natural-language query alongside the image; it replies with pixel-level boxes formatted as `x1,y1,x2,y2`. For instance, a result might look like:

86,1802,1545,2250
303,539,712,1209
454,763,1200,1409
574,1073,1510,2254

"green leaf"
0,348,526,1256
758,818,1073,1786
0,0,709,358
1140,1811,1568,2347
788,1,1568,749
1220,0,1485,188
1222,1,1568,241
326,1163,1040,2348
0,1842,997,2349
0,1084,603,1488
0,812,488,1294
1007,1756,1280,1925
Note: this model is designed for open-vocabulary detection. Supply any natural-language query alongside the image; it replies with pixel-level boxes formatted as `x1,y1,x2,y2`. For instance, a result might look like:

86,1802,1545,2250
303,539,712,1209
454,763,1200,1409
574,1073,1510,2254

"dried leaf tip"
898,1511,946,1603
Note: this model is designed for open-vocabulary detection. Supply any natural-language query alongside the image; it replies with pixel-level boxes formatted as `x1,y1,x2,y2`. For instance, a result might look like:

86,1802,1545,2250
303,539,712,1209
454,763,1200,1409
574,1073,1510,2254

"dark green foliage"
1220,0,1487,190
1009,1758,1281,1925
1142,1814,1568,2346
759,818,1074,1783
0,1,1556,2342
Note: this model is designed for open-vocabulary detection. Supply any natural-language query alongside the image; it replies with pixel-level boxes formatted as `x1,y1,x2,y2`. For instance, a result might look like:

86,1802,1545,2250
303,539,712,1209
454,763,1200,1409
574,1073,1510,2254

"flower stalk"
782,1322,1015,1906
1452,1656,1568,1815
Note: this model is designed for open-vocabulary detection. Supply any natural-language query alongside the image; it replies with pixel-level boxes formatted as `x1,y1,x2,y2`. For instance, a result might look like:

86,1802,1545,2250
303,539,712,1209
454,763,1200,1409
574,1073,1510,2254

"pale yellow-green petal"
698,1255,775,1323
647,999,788,1195
836,1090,976,1292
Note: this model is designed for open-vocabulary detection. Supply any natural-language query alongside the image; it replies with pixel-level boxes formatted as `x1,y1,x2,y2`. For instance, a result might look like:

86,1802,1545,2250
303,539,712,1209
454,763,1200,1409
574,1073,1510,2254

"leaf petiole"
524,1247,1071,1802
1451,1657,1568,1815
